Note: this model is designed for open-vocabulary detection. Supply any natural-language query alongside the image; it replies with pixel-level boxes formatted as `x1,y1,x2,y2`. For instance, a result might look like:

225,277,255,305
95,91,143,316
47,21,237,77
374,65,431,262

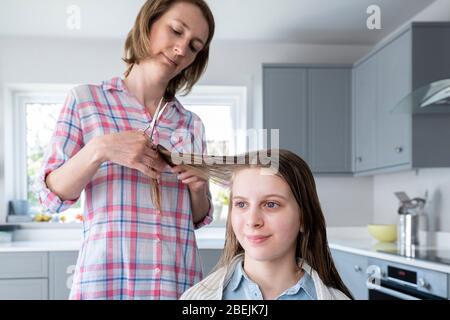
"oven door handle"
366,279,420,300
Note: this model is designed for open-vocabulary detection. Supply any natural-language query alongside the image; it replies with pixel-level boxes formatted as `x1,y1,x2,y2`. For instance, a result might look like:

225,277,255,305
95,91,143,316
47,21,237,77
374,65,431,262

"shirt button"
154,267,161,275
156,236,161,243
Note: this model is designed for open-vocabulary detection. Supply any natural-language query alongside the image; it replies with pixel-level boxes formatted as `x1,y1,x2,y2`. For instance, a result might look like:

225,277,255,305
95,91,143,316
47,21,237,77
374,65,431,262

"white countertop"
327,227,450,274
0,240,82,252
0,227,226,252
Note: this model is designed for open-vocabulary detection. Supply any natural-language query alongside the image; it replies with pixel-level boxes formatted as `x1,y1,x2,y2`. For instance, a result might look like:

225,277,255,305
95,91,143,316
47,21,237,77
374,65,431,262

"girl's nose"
246,206,263,228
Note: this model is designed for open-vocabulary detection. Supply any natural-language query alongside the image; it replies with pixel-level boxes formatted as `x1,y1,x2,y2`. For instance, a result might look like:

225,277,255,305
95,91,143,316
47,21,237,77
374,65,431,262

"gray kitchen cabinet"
0,279,48,299
353,22,450,174
0,252,49,299
331,249,368,300
49,251,79,300
0,252,48,278
376,31,412,169
199,249,222,276
353,58,377,172
354,30,412,173
308,68,351,173
263,67,309,162
263,65,352,173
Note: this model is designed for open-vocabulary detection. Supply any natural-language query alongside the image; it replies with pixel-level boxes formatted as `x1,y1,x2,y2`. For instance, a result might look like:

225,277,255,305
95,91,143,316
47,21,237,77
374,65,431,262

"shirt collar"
281,270,317,299
228,260,246,292
228,259,317,299
101,77,184,112
101,77,126,92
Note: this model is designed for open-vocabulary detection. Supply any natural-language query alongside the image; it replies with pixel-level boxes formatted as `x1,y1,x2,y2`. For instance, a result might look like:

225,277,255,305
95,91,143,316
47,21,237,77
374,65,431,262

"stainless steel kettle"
394,192,427,249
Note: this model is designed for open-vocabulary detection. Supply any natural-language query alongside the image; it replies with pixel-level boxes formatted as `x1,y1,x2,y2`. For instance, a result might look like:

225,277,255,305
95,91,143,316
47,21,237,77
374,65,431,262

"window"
178,86,247,226
7,90,84,223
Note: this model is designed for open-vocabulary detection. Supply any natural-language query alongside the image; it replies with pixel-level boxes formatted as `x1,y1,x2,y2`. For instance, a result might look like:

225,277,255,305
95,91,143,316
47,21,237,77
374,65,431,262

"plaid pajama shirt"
37,77,213,299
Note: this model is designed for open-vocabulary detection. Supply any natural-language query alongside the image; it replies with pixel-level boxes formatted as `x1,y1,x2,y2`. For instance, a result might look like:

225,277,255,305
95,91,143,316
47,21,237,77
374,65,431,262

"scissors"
142,96,169,144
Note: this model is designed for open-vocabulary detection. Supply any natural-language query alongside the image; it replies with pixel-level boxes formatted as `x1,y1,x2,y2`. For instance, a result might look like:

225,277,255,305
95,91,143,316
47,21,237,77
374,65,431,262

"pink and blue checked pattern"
37,77,213,299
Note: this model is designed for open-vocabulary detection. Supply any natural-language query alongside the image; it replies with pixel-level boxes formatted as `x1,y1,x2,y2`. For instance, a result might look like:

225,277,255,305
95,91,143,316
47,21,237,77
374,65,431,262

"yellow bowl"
367,224,397,242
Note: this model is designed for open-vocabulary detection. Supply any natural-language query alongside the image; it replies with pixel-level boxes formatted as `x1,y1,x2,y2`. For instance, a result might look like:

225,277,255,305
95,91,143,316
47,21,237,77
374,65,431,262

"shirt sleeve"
35,90,84,213
191,116,213,229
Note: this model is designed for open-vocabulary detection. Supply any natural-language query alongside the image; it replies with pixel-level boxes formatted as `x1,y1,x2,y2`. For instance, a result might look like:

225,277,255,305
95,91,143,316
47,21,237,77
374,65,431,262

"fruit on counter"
33,213,52,222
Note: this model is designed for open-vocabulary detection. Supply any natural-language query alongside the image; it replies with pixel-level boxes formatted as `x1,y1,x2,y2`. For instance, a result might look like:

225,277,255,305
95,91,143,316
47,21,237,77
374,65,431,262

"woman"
180,149,352,300
37,0,215,299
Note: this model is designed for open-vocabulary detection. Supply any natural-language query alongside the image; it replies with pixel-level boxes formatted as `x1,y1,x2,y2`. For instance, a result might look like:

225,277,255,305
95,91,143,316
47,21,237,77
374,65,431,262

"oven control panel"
367,257,448,299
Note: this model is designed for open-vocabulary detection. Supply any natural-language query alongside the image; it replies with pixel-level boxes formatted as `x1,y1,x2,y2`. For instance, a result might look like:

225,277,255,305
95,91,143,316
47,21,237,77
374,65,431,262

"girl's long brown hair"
157,146,353,298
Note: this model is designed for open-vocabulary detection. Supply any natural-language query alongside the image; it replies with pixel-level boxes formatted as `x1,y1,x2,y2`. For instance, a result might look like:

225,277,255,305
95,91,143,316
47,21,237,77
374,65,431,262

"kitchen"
1,0,450,301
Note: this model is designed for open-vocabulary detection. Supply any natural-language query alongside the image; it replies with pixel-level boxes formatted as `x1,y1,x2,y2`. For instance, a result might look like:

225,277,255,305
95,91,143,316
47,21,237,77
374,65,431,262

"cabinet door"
263,67,309,162
354,58,377,172
376,31,412,168
331,249,368,300
0,252,48,279
49,251,79,300
308,68,351,173
199,249,222,276
0,279,48,299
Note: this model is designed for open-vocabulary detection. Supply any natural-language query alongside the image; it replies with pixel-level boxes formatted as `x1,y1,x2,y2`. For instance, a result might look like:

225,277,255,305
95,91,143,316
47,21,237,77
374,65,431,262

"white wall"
372,0,450,232
0,35,374,226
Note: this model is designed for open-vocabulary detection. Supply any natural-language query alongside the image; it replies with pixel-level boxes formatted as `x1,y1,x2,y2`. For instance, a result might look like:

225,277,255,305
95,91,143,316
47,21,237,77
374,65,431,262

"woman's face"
231,168,301,264
146,1,209,81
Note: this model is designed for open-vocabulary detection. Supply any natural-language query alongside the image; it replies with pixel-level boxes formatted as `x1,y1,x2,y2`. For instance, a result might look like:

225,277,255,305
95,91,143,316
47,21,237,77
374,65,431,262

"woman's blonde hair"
123,0,215,99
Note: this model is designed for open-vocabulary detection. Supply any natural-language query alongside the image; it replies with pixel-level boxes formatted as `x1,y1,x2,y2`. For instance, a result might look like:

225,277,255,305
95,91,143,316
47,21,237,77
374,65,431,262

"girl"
180,149,352,300
37,0,215,299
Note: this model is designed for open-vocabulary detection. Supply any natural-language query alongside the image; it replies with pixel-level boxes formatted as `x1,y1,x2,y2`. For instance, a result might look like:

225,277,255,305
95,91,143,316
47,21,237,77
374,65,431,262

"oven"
366,258,448,300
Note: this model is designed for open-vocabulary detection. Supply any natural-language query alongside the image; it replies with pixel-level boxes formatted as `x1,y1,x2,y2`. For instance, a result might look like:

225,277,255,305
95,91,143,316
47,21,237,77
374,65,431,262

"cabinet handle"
354,265,362,272
356,157,363,163
394,146,403,153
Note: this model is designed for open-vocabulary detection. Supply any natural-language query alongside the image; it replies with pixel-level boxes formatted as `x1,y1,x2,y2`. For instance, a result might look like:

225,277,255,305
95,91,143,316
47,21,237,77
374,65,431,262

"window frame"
177,85,247,155
3,84,74,223
14,93,67,201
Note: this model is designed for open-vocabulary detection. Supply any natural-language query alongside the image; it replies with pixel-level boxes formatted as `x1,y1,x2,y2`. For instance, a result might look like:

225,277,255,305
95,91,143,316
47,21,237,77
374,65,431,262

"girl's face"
231,168,301,264
145,1,209,82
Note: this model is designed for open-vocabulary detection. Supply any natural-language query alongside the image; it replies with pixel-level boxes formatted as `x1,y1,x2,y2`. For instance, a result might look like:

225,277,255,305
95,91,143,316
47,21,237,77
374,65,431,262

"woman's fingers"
181,176,202,184
134,162,160,179
142,155,166,172
171,165,186,174
176,170,206,182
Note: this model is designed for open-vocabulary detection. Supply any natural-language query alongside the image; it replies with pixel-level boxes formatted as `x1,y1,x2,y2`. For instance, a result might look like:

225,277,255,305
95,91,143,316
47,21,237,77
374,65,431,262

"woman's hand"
171,165,207,193
96,130,168,178
172,165,210,224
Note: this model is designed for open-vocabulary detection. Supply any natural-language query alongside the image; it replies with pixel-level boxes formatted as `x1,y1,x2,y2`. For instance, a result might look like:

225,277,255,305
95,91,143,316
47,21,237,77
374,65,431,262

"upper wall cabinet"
354,31,411,172
263,67,309,162
263,23,450,176
353,22,450,174
263,65,352,174
308,68,351,173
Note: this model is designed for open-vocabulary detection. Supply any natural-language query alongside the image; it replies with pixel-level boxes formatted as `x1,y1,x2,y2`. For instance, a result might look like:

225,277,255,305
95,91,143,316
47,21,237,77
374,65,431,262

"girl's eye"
234,201,247,209
265,201,279,209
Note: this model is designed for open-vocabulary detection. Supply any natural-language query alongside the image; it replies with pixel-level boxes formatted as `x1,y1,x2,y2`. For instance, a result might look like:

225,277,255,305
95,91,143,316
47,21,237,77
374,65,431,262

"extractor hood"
391,78,450,114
